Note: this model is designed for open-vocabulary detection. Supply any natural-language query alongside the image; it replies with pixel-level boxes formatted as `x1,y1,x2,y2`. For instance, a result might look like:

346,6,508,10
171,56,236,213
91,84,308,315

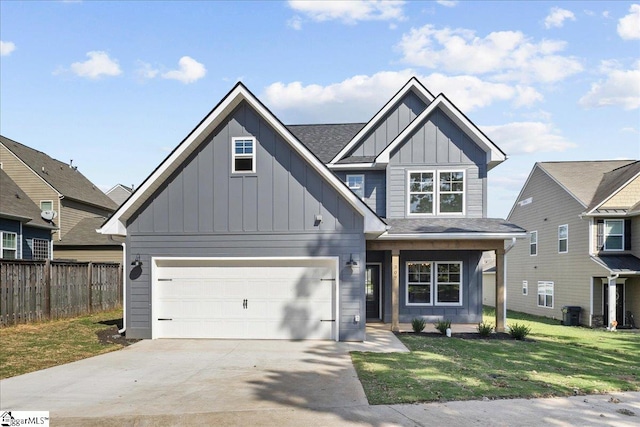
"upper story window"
232,137,256,173
408,171,434,214
438,171,464,214
40,201,53,211
530,231,538,256
558,224,568,253
604,219,624,251
346,174,365,199
1,232,17,259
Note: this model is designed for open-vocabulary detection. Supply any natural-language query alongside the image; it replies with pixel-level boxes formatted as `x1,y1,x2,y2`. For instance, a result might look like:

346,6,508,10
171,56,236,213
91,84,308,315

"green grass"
352,308,640,404
0,309,126,379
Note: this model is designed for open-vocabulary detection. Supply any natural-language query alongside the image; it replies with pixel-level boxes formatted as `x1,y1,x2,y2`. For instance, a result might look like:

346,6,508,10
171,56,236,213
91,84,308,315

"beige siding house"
0,135,121,263
507,161,640,328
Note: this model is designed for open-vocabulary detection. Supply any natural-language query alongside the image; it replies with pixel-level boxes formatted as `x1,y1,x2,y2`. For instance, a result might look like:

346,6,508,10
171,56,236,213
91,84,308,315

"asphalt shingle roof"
287,123,365,163
384,218,525,235
1,135,117,211
55,217,124,246
588,161,640,211
591,254,640,274
0,169,56,229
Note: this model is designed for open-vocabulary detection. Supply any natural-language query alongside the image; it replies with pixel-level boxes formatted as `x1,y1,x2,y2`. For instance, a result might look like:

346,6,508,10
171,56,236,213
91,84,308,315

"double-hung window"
522,280,528,296
407,263,431,304
530,231,538,256
435,262,462,305
604,219,624,251
537,281,554,308
406,261,462,306
558,224,568,253
1,232,17,259
438,171,464,213
408,172,434,214
232,137,256,173
408,170,465,215
346,174,365,199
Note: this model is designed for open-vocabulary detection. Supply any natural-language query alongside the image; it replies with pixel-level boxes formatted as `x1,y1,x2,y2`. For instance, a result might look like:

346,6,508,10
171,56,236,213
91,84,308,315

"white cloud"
436,0,458,7
288,0,405,24
135,61,159,79
288,15,303,30
621,127,639,134
579,61,640,110
69,51,122,79
618,4,640,40
161,56,206,84
483,122,576,155
0,40,16,56
544,7,576,29
397,25,583,83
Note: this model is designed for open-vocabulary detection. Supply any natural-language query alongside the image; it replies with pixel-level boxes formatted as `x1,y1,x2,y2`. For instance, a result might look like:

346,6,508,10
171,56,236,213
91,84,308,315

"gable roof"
288,123,365,163
587,161,640,213
0,169,56,229
329,77,435,164
99,82,387,236
106,184,134,206
1,135,117,211
375,94,506,170
381,218,526,240
56,217,123,246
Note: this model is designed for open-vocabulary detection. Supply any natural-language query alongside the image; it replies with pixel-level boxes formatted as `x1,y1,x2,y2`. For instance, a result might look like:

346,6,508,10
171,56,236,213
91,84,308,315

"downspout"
119,241,127,334
57,194,64,241
503,238,517,325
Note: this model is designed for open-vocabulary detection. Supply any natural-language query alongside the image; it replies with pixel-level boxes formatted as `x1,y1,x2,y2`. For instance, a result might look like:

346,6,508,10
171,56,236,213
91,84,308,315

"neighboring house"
0,135,119,262
507,161,640,328
481,251,496,307
0,169,56,259
100,78,525,341
106,184,133,206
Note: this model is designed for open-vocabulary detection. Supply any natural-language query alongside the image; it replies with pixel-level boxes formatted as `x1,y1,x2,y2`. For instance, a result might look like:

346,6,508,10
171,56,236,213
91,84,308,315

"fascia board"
329,78,435,164
585,171,640,215
375,232,527,240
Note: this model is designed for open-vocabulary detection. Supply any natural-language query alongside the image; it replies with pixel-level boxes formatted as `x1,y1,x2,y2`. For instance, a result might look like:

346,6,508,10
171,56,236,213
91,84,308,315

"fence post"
88,262,93,314
45,259,51,320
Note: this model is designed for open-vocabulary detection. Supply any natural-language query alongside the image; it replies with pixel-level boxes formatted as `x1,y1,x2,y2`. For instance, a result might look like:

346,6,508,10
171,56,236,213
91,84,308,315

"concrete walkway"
1,325,638,426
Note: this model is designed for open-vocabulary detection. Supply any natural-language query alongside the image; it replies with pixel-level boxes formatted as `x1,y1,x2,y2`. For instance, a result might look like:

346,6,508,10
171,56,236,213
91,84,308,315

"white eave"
99,83,387,237
375,231,527,240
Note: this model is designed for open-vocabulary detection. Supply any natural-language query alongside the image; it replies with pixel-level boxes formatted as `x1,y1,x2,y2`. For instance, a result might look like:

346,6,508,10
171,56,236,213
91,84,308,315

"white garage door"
153,258,337,340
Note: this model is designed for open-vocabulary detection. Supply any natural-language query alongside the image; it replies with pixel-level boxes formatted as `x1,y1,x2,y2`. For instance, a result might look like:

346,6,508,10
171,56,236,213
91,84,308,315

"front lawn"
352,308,640,404
0,309,130,379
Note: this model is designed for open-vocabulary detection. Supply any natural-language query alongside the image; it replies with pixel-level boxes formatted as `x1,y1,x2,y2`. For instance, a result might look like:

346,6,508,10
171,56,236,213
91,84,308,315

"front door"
604,283,625,326
366,264,381,320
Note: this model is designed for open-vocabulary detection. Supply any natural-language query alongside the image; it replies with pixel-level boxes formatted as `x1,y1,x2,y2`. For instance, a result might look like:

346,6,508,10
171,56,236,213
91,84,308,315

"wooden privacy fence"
0,259,123,326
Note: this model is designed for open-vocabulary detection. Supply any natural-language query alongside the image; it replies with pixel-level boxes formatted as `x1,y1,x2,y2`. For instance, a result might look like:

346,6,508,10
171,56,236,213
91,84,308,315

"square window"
232,137,256,173
346,174,365,199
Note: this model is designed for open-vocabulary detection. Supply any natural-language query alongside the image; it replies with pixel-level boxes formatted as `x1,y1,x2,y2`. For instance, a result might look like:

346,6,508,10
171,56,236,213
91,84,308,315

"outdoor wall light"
346,254,358,267
131,255,143,268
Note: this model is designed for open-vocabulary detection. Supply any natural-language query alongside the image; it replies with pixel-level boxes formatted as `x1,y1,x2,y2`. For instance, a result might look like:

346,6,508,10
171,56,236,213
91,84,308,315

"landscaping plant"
477,321,494,337
411,317,427,333
434,319,452,335
508,322,531,340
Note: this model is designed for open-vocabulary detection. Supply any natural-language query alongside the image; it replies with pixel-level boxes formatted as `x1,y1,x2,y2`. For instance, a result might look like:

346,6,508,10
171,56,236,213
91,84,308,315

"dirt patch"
398,332,531,341
96,325,141,347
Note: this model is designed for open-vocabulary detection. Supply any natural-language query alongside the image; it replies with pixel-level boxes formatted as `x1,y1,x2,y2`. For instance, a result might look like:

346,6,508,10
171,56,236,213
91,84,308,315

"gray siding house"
100,78,525,341
507,161,640,328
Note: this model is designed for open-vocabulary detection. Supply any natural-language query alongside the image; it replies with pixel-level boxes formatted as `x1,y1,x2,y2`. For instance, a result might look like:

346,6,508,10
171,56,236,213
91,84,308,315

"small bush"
477,321,494,337
434,319,452,335
508,323,531,340
411,318,426,333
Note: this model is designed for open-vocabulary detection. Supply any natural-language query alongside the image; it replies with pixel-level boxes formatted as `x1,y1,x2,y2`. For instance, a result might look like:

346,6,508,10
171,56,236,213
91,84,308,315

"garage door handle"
158,318,173,321
320,319,335,322
243,299,248,309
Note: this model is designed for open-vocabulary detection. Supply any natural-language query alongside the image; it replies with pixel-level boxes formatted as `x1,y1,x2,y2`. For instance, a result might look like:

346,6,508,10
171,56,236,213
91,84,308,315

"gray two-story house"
100,78,525,341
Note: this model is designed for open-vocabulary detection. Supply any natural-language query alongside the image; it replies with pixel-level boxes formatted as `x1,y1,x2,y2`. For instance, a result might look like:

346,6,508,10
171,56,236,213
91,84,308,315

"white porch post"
608,276,617,330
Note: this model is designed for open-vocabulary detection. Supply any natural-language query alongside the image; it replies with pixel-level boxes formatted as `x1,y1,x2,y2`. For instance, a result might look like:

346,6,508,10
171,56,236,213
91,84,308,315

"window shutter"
625,219,632,250
596,219,604,250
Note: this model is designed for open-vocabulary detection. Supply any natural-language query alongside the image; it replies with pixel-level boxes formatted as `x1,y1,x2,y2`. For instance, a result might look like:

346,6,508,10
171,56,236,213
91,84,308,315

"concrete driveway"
2,328,639,426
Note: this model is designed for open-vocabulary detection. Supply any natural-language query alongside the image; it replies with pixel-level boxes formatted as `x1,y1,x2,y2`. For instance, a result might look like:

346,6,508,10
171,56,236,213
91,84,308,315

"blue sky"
1,1,638,218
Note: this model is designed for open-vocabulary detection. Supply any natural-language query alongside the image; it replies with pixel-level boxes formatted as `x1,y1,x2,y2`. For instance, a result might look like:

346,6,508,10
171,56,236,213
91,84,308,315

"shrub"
477,321,494,337
508,323,531,340
411,318,426,333
434,319,452,335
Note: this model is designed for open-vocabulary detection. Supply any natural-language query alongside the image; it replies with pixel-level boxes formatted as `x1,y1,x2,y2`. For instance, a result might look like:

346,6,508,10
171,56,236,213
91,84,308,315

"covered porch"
590,255,640,329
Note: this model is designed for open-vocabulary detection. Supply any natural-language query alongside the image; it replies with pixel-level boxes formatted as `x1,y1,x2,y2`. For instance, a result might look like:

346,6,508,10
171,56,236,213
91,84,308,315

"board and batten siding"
347,91,427,158
385,108,487,219
507,166,601,322
126,101,368,340
333,170,386,217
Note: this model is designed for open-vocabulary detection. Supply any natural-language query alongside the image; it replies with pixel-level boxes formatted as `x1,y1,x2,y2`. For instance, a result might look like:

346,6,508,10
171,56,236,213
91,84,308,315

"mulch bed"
397,331,531,341
96,324,141,347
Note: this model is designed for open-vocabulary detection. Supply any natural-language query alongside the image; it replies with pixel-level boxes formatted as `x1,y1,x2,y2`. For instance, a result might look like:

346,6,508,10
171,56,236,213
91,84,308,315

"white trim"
434,261,463,306
231,136,256,174
537,281,554,308
329,78,435,164
589,277,594,327
375,95,506,169
405,260,463,307
328,163,380,170
365,262,383,320
529,231,538,256
436,170,466,215
376,231,527,240
406,261,433,306
1,231,18,259
99,83,387,236
558,224,568,253
19,222,23,259
406,170,435,216
151,256,340,341
346,174,365,200
603,219,624,251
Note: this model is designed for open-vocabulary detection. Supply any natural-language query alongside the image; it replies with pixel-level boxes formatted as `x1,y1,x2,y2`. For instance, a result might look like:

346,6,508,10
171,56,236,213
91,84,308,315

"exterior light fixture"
131,255,142,268
346,254,358,267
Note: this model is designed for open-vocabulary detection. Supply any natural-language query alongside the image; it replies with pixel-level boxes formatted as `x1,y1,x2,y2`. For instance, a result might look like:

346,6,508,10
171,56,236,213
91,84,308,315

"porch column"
391,249,400,332
608,277,617,330
495,248,505,332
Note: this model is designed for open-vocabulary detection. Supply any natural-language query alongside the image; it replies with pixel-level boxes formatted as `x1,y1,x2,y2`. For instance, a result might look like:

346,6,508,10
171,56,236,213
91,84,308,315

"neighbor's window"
604,219,624,251
346,174,365,199
407,262,431,305
558,224,568,253
31,238,50,260
530,231,538,256
537,281,554,308
232,137,256,173
522,280,528,296
1,232,17,259
438,171,464,214
435,262,462,305
40,200,53,211
408,172,434,214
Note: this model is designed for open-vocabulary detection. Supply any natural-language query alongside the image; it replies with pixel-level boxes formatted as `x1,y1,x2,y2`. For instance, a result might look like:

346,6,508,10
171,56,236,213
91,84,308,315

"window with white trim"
435,262,462,305
537,281,554,308
408,172,434,214
346,174,365,199
522,280,528,296
438,171,464,214
1,232,17,259
231,137,256,173
407,262,431,304
558,224,568,253
31,238,50,260
40,200,53,211
604,219,624,251
530,231,537,256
